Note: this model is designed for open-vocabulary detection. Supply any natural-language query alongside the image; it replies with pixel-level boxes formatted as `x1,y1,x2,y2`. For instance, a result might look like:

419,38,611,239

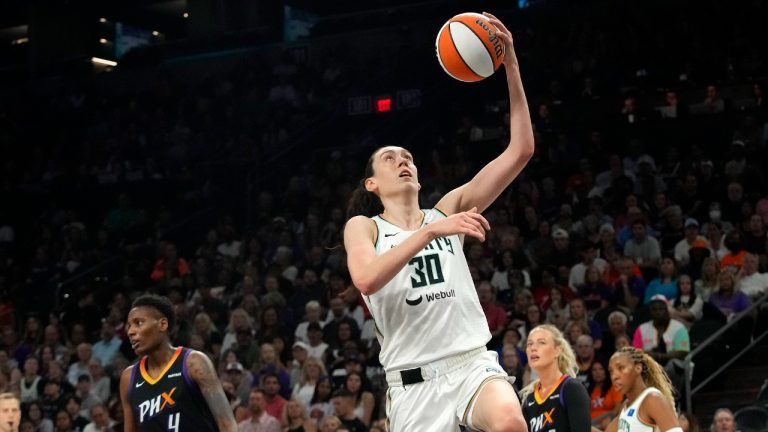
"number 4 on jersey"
168,413,180,432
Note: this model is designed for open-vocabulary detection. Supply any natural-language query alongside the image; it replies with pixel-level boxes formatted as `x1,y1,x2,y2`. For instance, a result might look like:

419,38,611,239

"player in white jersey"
604,347,680,432
343,12,532,432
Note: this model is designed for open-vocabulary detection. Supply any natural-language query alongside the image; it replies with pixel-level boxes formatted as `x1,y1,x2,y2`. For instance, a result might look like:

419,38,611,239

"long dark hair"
345,150,384,220
587,358,613,398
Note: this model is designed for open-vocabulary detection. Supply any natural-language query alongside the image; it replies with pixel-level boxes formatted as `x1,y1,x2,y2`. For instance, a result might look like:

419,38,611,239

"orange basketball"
436,12,506,82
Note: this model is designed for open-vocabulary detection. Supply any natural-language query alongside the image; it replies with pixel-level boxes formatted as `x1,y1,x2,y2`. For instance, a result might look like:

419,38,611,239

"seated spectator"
26,401,53,432
737,252,768,300
568,298,603,349
612,257,646,312
252,343,291,400
743,214,768,256
238,388,281,432
674,219,710,267
67,343,93,386
490,249,532,300
224,360,253,405
323,297,360,349
75,374,102,419
309,376,334,425
283,398,318,432
670,275,703,328
63,395,90,431
295,300,325,344
720,230,747,274
331,388,368,432
343,372,375,427
543,286,570,330
644,258,679,304
711,408,737,432
695,257,721,301
709,271,752,321
499,344,525,392
292,356,326,410
519,304,546,342
19,356,41,403
624,221,662,278
632,294,690,393
476,281,508,345
319,415,342,432
192,312,223,357
149,242,189,283
601,310,630,359
220,309,255,357
83,403,115,432
564,319,591,348
577,265,614,316
588,358,622,429
574,334,597,384
261,372,287,422
568,243,609,292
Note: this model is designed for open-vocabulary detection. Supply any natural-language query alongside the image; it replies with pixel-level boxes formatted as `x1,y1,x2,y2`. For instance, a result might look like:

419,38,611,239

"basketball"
435,12,506,82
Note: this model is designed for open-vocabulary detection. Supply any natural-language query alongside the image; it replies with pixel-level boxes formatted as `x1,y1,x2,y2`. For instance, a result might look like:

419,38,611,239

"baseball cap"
649,294,670,305
226,362,244,373
684,218,699,229
552,228,569,240
292,341,309,351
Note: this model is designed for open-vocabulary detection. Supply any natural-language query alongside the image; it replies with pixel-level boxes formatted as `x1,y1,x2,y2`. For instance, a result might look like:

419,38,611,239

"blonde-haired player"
521,324,592,432
605,347,680,432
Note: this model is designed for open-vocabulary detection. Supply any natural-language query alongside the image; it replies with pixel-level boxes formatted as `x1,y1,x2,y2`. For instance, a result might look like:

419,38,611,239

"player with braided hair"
604,347,680,432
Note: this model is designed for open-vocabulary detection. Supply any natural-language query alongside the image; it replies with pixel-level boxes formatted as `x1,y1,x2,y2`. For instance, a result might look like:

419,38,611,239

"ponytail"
614,347,676,408
346,181,383,220
345,149,384,220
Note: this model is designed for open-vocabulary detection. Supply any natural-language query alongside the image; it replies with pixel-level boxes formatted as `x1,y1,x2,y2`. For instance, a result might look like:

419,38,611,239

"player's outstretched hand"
428,207,490,241
482,12,518,69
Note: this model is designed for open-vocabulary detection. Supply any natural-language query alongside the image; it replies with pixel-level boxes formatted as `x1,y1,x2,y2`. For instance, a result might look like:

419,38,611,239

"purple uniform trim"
128,362,139,400
181,348,198,391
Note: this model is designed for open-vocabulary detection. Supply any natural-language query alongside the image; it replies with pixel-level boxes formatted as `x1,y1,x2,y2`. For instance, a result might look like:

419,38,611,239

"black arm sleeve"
563,380,592,432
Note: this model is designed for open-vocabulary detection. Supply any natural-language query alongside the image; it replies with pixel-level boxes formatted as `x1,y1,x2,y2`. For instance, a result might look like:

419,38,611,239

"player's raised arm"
436,12,534,216
186,351,237,432
119,366,138,432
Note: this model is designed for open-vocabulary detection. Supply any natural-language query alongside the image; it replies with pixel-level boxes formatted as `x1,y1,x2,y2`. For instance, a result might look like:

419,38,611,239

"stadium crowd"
0,0,767,431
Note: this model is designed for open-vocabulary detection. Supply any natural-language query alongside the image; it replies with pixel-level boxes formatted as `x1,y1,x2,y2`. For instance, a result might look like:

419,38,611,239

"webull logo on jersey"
138,387,177,423
405,289,455,306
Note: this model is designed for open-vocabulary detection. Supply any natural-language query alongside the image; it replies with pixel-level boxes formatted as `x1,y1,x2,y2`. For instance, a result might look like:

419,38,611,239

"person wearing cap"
225,361,252,405
551,227,579,270
288,341,309,387
632,294,690,392
673,218,710,267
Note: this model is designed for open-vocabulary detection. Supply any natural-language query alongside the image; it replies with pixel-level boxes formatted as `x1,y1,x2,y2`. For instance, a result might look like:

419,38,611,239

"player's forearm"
352,228,435,295
505,65,534,158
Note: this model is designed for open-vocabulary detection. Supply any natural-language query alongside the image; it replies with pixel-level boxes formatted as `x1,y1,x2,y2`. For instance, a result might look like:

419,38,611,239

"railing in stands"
685,293,768,414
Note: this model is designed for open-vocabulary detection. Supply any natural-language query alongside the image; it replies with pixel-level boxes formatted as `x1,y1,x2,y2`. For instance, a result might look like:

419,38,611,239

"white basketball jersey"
618,387,661,432
364,209,491,372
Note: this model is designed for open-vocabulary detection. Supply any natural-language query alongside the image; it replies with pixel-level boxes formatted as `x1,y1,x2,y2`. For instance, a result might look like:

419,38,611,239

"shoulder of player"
184,349,216,380
562,376,590,399
639,388,666,407
343,216,376,244
345,215,376,231
119,364,135,393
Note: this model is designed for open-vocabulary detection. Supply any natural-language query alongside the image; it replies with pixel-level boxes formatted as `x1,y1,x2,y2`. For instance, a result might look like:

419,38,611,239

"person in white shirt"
568,243,608,291
738,253,768,299
673,218,710,267
82,404,115,432
294,301,324,343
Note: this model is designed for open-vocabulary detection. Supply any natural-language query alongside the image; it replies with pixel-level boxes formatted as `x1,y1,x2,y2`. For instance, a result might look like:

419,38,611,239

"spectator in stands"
575,334,597,384
549,228,578,273
88,358,110,407
737,253,768,300
343,372,374,427
695,257,721,301
63,395,89,431
331,388,367,432
295,301,324,344
319,415,342,432
233,328,260,368
309,376,334,425
703,84,725,114
588,358,622,429
149,242,189,283
238,388,281,432
66,343,92,386
625,221,662,278
674,219,710,267
477,281,508,344
25,401,53,432
253,343,291,400
721,230,748,274
500,345,525,392
711,408,737,432
224,361,252,405
568,298,603,349
601,310,630,358
578,265,614,316
288,341,309,388
569,243,609,292
632,294,690,392
283,398,318,432
670,275,703,328
74,375,101,419
38,325,68,363
221,309,255,357
83,403,114,432
743,215,768,257
612,257,646,312
323,298,359,348
305,323,328,363
91,321,120,368
709,271,752,320
292,356,326,410
261,372,286,421
644,258,680,304
19,356,41,403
